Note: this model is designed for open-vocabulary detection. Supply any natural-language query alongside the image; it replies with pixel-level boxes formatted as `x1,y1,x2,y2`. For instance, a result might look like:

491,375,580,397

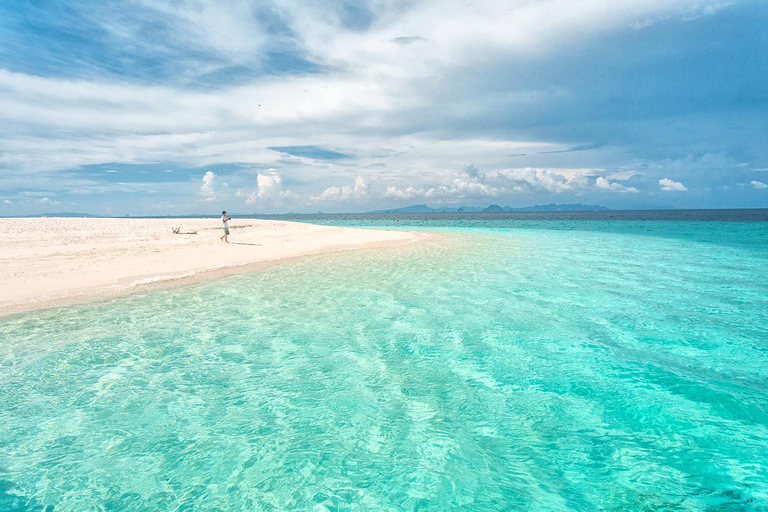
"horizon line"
4,206,768,219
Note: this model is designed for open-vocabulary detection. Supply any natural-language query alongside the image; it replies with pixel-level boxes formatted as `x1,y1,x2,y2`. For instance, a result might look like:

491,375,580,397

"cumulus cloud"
310,176,370,202
659,178,688,191
201,171,216,193
383,167,593,202
4,199,12,204
442,178,501,197
245,169,294,205
200,170,217,201
255,172,282,201
383,186,426,201
751,180,767,189
595,176,639,192
490,168,591,194
383,176,502,202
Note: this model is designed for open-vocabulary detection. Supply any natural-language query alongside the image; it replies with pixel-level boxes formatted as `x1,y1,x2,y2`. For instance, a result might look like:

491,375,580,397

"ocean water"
1,213,768,511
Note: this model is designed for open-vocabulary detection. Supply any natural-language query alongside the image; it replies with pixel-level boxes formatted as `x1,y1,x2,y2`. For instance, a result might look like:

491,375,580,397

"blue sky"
0,0,766,214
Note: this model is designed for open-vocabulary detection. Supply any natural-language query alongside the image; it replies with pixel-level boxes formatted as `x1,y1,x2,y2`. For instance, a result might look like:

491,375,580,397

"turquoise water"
1,219,768,511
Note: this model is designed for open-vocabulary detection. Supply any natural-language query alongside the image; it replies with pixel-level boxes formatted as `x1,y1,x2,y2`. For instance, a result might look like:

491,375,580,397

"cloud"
659,178,688,191
382,186,425,201
463,163,484,180
37,197,61,205
490,168,591,194
1,0,752,176
200,170,217,201
383,179,500,202
3,199,11,204
381,163,525,201
201,171,216,192
245,169,294,205
751,180,768,189
595,176,639,192
0,0,764,213
76,0,276,81
257,172,282,200
310,176,370,202
382,167,593,202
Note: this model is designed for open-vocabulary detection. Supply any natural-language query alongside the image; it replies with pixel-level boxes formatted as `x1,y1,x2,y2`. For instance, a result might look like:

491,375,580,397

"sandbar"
0,217,419,315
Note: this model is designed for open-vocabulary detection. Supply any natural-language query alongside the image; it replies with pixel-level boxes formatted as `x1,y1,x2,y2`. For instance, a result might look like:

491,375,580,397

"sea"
1,210,767,511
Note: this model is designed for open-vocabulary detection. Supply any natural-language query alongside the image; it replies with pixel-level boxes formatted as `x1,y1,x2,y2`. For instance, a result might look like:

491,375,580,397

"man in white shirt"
220,210,231,243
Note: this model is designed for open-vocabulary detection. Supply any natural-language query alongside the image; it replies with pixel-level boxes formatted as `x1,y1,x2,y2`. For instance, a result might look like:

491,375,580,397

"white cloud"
383,176,502,202
751,180,768,189
129,0,269,62
0,0,744,213
490,168,591,194
245,169,294,206
37,197,61,205
440,178,501,197
200,170,217,201
595,176,639,192
382,166,597,202
383,186,426,201
255,171,282,201
0,68,396,175
310,176,370,202
201,170,215,192
0,0,734,177
3,199,11,204
659,178,687,191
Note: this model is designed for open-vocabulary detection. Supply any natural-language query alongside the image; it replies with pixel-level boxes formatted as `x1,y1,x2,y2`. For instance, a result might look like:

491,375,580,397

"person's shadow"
231,242,262,246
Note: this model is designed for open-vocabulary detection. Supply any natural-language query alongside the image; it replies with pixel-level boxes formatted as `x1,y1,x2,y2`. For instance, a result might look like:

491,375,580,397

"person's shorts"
223,228,230,235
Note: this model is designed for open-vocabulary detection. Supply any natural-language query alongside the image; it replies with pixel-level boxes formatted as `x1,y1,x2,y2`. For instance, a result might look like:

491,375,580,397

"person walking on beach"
220,210,231,243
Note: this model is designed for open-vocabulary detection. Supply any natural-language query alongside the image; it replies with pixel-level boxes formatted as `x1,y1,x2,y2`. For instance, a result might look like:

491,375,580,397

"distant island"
369,203,609,214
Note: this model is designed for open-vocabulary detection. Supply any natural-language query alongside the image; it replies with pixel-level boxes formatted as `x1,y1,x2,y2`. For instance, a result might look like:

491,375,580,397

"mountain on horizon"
369,203,609,214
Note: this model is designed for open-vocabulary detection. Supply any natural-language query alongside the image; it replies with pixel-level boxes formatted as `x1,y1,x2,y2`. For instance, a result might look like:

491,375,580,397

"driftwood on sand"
172,226,198,235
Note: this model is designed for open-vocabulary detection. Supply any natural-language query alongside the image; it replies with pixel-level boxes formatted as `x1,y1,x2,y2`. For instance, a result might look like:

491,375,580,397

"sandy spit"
0,217,420,315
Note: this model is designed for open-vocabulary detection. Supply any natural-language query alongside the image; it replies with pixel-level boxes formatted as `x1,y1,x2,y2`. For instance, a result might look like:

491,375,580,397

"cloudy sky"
1,0,766,214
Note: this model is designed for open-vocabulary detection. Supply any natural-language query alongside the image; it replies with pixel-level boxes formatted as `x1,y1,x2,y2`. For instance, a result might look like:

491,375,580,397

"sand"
0,217,419,315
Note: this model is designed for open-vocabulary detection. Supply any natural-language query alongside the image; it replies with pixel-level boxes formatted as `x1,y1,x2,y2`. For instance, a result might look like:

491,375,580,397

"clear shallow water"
1,218,768,511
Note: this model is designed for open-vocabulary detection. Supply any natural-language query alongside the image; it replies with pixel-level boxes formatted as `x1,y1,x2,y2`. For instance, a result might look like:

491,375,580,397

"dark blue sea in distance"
248,208,768,226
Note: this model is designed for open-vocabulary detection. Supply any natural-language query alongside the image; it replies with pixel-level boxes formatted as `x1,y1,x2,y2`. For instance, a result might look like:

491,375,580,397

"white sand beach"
0,217,418,315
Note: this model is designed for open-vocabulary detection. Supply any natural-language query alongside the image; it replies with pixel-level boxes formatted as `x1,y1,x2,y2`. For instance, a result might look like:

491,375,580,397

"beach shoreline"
0,217,422,316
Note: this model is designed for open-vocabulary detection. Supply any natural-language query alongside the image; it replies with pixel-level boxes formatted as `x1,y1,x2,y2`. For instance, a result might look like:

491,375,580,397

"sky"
0,0,767,214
